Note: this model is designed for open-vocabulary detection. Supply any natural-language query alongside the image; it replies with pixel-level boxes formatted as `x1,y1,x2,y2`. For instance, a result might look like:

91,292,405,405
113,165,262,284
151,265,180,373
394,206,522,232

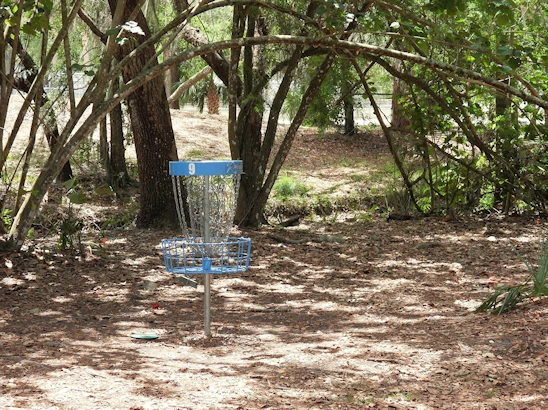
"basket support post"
203,175,212,337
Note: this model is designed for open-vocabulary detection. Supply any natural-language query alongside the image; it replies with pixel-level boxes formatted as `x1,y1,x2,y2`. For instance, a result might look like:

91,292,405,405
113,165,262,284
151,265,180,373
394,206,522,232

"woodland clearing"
0,107,547,409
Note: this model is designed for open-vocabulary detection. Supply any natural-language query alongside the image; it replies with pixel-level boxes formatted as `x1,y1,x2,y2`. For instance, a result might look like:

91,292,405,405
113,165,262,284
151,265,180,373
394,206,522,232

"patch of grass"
185,149,203,159
386,391,413,402
272,175,311,199
337,157,368,168
343,394,373,405
350,173,368,182
355,211,374,223
385,185,414,215
313,194,335,216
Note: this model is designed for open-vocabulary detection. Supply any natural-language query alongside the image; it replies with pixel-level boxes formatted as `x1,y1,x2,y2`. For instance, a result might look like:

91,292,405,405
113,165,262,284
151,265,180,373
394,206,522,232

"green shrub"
273,175,311,199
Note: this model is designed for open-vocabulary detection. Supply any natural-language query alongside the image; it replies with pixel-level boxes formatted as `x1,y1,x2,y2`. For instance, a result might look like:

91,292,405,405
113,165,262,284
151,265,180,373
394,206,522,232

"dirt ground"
1,107,548,409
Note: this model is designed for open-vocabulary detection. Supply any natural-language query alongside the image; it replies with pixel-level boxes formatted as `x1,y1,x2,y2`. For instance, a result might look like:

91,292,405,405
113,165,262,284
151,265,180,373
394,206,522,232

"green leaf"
417,40,429,55
95,184,114,196
497,46,513,56
508,56,521,70
105,27,120,37
41,0,53,11
63,178,77,190
495,12,511,26
67,191,87,205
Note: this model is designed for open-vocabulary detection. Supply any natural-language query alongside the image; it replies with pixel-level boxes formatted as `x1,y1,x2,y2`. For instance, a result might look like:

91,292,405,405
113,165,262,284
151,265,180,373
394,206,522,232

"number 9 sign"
188,163,196,175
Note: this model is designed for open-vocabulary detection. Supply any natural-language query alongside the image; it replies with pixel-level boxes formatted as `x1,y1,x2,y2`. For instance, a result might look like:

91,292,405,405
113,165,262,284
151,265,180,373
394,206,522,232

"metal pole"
203,175,211,337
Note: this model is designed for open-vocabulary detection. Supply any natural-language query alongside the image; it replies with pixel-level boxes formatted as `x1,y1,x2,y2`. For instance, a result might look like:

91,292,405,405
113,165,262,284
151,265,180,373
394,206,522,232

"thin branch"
352,57,425,215
168,65,213,104
78,9,106,42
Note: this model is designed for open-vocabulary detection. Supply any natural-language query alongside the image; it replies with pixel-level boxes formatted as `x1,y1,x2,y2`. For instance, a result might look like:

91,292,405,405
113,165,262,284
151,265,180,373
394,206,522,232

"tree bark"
238,52,336,227
207,77,220,114
109,0,179,228
109,76,131,186
343,78,355,136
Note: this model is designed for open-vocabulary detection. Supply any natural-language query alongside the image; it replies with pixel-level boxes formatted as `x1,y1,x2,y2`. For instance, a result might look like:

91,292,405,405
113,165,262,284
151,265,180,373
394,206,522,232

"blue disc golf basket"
161,160,251,336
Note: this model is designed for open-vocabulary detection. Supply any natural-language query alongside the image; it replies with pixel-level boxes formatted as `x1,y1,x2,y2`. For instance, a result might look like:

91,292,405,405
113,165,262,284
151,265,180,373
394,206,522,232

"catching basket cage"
162,237,251,274
161,160,251,275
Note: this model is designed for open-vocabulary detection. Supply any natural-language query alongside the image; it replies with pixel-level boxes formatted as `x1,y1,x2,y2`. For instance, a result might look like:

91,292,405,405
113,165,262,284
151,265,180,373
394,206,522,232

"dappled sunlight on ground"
1,215,548,409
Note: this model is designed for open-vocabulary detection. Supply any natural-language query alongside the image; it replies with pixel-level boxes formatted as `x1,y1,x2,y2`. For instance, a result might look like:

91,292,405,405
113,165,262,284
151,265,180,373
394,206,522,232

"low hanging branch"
167,65,213,104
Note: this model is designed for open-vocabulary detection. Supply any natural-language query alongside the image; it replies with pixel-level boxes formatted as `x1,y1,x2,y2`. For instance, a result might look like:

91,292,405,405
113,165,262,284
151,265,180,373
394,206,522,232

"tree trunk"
391,60,411,131
238,53,336,227
109,76,130,186
343,79,355,136
164,44,180,110
232,7,267,226
207,77,220,114
99,115,109,170
109,0,178,228
166,0,183,111
234,104,264,225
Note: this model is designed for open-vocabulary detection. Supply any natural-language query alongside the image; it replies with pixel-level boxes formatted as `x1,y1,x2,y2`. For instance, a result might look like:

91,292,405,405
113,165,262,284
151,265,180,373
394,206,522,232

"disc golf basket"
161,160,251,336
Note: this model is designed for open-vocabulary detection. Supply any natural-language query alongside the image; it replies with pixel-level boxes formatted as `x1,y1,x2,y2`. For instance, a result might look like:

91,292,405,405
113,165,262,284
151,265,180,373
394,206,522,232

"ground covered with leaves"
1,113,548,409
1,216,547,410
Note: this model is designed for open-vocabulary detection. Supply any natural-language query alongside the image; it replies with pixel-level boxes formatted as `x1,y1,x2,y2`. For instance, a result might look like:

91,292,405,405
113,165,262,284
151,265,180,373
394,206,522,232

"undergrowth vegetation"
477,238,548,315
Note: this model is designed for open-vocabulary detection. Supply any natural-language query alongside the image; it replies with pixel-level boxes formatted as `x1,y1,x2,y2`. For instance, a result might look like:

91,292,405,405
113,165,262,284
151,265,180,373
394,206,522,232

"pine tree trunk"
207,77,220,114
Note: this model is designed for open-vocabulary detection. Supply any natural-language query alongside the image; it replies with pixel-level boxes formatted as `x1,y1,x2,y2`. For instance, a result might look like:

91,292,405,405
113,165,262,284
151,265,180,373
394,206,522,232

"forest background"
2,0,548,249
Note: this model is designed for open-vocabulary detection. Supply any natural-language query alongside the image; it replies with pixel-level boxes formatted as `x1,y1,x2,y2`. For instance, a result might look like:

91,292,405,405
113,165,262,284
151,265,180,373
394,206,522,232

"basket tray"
162,237,251,275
